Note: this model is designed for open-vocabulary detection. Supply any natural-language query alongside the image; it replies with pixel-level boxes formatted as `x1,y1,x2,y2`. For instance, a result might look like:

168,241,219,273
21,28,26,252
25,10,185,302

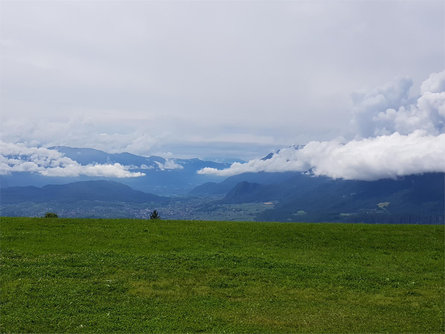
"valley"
1,147,443,224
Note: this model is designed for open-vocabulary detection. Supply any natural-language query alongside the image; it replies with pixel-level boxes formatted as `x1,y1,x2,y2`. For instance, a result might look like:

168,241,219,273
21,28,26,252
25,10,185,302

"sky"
200,70,445,179
1,0,445,180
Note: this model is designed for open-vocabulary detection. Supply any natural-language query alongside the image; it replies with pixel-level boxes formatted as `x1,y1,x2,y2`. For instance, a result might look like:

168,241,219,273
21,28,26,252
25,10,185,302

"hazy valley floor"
1,217,443,333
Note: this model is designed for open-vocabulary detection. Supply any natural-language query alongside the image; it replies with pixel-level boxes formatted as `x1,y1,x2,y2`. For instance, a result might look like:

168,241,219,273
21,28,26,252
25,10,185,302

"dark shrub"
150,210,160,220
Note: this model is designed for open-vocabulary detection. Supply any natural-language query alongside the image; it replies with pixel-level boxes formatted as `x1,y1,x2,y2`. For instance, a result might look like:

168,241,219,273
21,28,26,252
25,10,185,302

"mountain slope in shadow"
1,180,168,204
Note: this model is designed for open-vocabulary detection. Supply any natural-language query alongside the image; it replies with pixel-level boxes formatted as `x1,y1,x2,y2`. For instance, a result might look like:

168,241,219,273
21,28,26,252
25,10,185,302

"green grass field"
1,217,443,333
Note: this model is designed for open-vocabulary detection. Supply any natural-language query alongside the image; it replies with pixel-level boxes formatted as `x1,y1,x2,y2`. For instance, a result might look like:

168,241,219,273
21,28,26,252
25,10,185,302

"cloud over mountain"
0,142,144,178
199,71,445,180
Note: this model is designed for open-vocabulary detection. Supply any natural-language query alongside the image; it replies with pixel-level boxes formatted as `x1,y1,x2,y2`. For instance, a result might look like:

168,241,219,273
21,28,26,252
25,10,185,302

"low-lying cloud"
199,71,445,180
0,142,144,178
155,160,184,171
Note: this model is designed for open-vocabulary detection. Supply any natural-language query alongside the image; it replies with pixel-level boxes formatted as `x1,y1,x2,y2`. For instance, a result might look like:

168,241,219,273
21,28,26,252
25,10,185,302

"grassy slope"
0,217,443,333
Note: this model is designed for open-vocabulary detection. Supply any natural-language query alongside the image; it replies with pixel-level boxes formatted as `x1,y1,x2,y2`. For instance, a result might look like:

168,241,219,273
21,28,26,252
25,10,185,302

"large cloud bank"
0,142,144,178
199,71,445,180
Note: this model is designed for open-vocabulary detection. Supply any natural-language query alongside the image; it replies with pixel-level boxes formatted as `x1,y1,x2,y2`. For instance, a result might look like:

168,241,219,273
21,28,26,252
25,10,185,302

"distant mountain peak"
261,144,304,161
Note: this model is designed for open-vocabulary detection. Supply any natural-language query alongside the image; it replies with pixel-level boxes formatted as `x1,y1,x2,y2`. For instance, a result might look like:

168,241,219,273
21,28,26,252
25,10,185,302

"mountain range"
1,146,443,224
189,170,444,224
0,146,231,195
1,180,167,204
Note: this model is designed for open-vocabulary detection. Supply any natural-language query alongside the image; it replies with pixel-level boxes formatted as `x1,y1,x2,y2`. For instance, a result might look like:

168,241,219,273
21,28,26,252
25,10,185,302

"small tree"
150,210,160,220
44,212,58,218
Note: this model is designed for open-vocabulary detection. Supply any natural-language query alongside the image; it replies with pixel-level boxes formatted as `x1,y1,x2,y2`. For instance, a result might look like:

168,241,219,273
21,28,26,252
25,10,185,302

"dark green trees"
150,210,160,220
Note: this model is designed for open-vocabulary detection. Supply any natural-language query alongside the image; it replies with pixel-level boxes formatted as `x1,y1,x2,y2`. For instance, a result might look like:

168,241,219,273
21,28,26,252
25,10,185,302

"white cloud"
199,71,445,180
198,147,308,177
155,159,183,171
421,71,445,94
366,71,445,136
301,132,445,180
351,77,413,137
0,142,144,178
199,132,445,180
139,164,154,170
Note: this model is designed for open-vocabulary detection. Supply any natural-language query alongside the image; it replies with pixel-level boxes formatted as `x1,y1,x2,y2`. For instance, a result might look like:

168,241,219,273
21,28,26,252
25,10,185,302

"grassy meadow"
1,217,444,333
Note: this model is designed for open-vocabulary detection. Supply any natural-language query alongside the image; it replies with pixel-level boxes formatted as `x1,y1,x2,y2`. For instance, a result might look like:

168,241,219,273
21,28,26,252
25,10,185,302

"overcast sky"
1,0,444,160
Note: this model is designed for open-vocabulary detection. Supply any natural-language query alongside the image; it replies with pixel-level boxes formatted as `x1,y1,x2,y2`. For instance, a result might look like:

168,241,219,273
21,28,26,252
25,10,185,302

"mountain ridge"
1,146,230,195
1,146,443,224
1,180,168,204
